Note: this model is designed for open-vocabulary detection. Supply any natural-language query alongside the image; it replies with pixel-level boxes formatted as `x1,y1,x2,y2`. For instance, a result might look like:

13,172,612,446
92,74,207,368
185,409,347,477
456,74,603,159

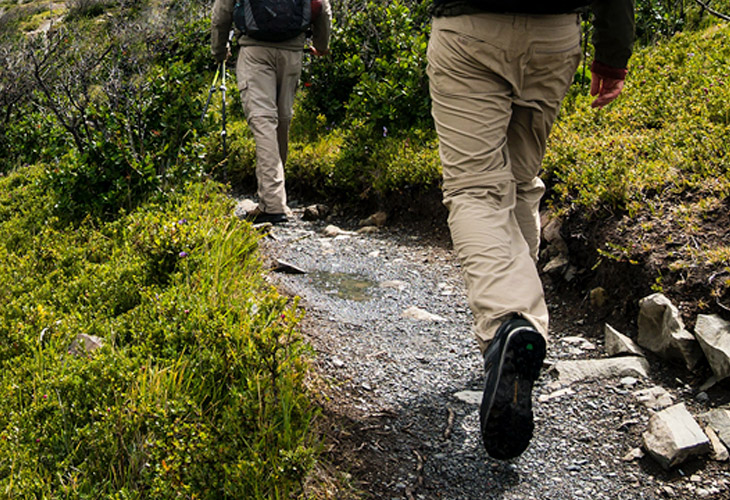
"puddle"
307,271,376,302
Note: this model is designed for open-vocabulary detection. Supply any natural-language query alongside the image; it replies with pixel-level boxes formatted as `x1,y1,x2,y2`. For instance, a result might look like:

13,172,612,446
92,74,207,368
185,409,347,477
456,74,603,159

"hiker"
211,0,332,224
427,1,634,459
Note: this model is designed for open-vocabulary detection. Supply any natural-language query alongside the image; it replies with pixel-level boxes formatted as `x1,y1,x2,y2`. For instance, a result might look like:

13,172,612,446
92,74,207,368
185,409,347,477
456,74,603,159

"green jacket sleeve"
311,0,332,54
591,0,635,69
211,0,234,62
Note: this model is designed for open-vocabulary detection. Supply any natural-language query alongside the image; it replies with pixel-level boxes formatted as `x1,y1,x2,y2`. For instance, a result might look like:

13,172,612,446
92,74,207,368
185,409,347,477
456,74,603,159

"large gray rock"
701,408,730,449
552,357,650,385
637,293,703,370
642,403,710,470
605,323,645,357
694,314,730,381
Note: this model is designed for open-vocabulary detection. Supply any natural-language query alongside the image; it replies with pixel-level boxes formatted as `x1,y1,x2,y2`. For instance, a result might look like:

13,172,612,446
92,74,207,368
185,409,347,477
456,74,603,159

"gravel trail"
246,202,730,500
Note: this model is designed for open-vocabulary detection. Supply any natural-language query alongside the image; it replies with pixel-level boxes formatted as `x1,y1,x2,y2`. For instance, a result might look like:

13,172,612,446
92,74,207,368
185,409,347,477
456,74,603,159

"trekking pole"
200,64,220,124
220,31,234,183
220,59,228,182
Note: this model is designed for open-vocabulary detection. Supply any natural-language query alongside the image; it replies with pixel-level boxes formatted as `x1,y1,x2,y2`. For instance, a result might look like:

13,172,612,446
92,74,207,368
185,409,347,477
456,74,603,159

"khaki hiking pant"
427,13,581,352
237,45,303,214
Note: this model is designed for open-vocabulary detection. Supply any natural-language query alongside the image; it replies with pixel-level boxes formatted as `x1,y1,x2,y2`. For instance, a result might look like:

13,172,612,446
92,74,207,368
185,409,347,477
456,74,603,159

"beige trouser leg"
237,45,302,214
427,13,581,353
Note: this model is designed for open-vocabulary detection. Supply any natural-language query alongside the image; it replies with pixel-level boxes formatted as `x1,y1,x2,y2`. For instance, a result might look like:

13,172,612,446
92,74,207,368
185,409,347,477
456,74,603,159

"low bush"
0,173,318,499
544,24,730,216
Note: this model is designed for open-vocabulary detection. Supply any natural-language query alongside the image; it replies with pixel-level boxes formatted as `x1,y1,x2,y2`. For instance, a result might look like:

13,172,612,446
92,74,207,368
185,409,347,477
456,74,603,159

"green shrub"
0,174,318,499
635,0,730,45
369,129,441,194
301,0,432,130
544,25,730,215
286,127,344,197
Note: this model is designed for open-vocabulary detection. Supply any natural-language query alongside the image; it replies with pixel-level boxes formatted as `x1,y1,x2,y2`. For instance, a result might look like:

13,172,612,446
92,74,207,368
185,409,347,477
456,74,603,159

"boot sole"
480,328,546,460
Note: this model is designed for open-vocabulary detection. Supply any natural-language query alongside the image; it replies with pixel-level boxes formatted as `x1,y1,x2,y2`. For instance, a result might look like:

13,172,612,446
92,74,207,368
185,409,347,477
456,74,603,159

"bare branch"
693,0,730,21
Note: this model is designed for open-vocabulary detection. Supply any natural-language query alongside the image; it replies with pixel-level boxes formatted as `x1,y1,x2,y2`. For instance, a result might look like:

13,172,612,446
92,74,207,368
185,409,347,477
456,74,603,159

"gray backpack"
233,0,312,42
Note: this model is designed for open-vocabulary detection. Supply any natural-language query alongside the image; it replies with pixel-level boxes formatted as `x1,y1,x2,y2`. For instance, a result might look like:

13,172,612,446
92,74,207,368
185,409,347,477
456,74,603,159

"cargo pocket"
238,79,250,118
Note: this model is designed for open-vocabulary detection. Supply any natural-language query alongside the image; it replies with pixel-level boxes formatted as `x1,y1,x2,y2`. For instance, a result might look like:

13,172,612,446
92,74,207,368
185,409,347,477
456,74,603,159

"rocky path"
240,200,730,500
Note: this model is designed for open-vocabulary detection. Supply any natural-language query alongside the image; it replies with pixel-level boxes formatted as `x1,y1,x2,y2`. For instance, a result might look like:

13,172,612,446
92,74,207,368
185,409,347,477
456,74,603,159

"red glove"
590,60,627,109
312,0,322,20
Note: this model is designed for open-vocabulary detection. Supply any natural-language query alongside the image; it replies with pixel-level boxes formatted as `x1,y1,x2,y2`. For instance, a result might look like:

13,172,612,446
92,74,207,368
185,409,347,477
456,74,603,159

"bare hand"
590,72,625,109
309,47,330,57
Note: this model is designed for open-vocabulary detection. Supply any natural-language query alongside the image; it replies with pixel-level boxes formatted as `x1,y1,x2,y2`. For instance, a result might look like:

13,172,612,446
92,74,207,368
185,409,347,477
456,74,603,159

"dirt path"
248,202,730,500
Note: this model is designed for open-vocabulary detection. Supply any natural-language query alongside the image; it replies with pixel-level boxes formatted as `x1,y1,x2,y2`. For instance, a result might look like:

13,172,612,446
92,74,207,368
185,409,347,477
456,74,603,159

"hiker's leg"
274,49,303,167
508,15,582,263
428,14,547,353
238,46,287,214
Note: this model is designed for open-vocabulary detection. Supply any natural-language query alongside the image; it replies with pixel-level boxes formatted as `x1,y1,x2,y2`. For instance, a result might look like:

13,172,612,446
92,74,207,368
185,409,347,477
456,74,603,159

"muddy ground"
244,200,730,500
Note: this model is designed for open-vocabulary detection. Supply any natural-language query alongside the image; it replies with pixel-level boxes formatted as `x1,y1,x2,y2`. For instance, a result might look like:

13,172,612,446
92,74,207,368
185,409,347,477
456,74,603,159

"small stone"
561,336,596,350
323,225,342,237
543,254,569,274
68,334,104,356
620,376,639,387
236,198,258,216
660,485,675,497
697,488,720,498
634,386,675,411
402,306,446,322
618,419,640,431
357,226,379,234
605,323,645,357
453,390,482,405
272,259,307,274
302,204,330,221
690,474,702,483
541,216,562,243
359,211,387,227
380,280,408,291
705,425,729,461
590,287,607,308
538,387,575,403
695,392,709,403
332,357,345,368
323,225,356,237
564,266,577,282
622,447,644,461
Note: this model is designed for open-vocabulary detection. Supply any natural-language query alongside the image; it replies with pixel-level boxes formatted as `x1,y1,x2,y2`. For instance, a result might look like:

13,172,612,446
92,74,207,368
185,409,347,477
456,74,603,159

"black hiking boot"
244,207,288,225
480,316,546,460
